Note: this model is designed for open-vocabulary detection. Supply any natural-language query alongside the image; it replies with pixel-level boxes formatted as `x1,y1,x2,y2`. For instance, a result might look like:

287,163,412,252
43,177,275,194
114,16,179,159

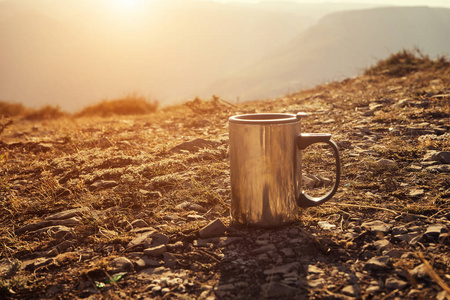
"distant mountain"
203,6,450,102
0,0,318,111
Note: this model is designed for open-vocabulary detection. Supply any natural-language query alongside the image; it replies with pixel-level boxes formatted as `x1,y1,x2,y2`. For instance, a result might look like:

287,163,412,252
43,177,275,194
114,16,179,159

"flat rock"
163,253,178,268
373,239,390,251
131,219,149,228
318,221,336,230
127,231,155,249
199,219,226,238
361,220,391,234
144,245,167,256
364,256,391,271
423,151,450,164
110,257,134,273
385,277,408,290
376,158,397,169
89,180,118,190
45,207,90,220
150,233,170,247
175,201,207,213
410,263,429,279
409,189,425,197
425,224,447,239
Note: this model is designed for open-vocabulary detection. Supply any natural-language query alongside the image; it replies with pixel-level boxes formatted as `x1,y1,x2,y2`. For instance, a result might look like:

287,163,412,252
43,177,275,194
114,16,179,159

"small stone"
307,265,324,274
110,257,134,273
341,285,359,296
364,256,391,271
144,245,167,256
385,277,408,290
175,201,207,213
394,232,421,243
126,231,155,249
366,285,380,293
361,220,391,234
383,249,404,258
373,239,390,251
423,151,450,164
131,219,149,228
45,207,89,220
318,221,336,230
163,252,177,268
151,233,170,247
425,224,446,239
280,248,295,257
376,159,397,169
410,263,429,279
199,219,227,238
89,180,118,190
409,189,425,197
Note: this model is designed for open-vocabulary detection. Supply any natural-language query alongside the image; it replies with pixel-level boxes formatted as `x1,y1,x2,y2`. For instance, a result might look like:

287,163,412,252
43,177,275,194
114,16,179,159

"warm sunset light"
110,0,147,16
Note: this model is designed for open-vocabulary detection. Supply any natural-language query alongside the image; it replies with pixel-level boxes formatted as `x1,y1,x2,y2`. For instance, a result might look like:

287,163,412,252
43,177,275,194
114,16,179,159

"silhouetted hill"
204,6,450,102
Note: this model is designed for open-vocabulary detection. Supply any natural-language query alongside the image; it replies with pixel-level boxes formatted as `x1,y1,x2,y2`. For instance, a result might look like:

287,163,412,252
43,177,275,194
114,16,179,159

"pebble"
361,220,392,234
130,219,149,228
199,219,227,238
364,256,391,271
423,151,450,164
144,245,167,256
373,239,390,251
385,277,408,290
409,189,425,197
126,231,155,249
175,201,207,213
341,284,359,296
318,221,336,230
45,207,90,220
410,263,429,279
376,158,397,169
110,257,134,273
163,252,178,268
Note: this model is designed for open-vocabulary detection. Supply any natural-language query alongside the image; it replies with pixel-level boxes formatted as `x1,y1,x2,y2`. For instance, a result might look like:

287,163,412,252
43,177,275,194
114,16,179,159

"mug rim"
229,113,299,125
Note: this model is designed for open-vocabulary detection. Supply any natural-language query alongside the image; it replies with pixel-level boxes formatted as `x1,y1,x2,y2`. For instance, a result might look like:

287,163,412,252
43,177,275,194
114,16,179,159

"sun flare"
110,0,147,15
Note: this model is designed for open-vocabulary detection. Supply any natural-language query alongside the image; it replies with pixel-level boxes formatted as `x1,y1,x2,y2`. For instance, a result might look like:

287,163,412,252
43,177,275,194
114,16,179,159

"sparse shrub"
364,48,449,77
0,101,26,117
24,105,67,121
75,93,158,117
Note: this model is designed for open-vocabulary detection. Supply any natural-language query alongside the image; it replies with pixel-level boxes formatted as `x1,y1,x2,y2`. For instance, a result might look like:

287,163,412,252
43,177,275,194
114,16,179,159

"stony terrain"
0,52,449,299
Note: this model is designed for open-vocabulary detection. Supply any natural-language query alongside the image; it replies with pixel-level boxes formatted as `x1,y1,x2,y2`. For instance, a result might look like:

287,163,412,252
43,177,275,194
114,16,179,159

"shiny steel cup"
229,113,340,227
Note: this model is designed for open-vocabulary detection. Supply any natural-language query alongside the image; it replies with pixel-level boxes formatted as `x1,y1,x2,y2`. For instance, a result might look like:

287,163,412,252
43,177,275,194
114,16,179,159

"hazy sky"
215,0,450,8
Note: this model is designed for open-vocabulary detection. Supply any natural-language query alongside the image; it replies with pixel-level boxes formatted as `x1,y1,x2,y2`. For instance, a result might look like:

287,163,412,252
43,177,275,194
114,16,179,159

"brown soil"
0,55,449,299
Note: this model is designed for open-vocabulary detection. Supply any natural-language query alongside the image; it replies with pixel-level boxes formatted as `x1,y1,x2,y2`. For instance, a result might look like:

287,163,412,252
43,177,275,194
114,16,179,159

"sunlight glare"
110,0,147,16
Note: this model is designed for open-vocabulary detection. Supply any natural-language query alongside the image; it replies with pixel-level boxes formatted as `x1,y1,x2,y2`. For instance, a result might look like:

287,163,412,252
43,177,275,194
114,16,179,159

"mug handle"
296,133,341,208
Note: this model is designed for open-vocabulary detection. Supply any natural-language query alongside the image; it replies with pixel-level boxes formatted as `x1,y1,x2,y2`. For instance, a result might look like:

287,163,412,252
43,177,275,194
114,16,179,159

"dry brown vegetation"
0,51,449,299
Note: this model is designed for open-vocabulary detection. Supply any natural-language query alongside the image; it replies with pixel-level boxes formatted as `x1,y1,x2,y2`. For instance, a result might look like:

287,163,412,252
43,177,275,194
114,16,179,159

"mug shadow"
212,222,343,299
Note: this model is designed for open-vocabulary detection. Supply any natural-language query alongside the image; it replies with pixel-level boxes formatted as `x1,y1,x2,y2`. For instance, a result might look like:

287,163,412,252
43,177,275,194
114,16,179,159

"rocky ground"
0,53,449,299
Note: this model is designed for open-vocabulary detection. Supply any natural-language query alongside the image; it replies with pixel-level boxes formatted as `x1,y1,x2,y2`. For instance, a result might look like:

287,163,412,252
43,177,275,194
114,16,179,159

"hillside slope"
205,6,450,102
0,51,449,299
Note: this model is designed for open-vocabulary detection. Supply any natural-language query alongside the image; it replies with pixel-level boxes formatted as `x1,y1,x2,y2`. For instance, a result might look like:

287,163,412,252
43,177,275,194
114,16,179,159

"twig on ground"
417,252,450,299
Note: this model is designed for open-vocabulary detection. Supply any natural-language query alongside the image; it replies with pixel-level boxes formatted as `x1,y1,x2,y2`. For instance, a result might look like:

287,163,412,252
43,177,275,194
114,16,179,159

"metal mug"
229,112,341,227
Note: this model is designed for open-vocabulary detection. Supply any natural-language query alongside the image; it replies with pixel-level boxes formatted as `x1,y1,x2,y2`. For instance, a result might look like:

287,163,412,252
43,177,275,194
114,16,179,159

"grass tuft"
75,93,158,117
